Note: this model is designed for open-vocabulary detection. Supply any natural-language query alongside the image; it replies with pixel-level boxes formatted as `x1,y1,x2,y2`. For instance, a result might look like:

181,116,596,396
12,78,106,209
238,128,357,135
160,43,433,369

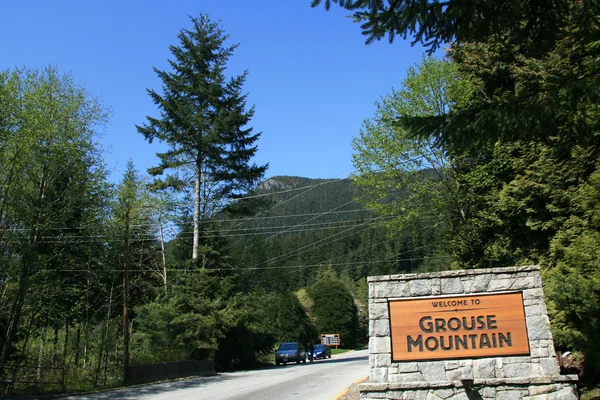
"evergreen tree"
109,160,161,380
311,0,572,53
314,0,600,381
137,14,268,263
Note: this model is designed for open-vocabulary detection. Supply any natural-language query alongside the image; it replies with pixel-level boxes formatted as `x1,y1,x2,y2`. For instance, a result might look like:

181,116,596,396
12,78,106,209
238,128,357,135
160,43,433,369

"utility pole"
122,208,130,382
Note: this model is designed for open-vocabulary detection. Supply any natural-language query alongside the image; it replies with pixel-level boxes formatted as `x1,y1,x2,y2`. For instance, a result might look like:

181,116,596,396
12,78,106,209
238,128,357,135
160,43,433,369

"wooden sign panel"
321,333,340,346
389,292,530,361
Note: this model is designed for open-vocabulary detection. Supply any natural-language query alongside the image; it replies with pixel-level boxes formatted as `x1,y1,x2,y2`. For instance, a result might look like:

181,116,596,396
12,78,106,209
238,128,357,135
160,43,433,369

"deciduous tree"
352,57,468,268
0,66,110,369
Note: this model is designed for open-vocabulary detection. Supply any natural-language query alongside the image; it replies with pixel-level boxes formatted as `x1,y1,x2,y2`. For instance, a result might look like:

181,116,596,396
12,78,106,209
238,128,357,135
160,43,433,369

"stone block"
481,387,496,399
374,281,411,298
370,367,389,383
370,336,391,354
397,362,420,373
441,277,464,294
388,281,410,297
419,362,447,382
368,275,391,282
370,318,391,337
387,390,422,400
370,354,392,368
497,391,526,400
530,347,548,359
451,390,470,400
529,362,542,377
432,388,455,399
539,358,560,376
525,305,542,317
397,273,418,280
471,274,492,292
431,278,442,295
523,298,536,307
503,362,532,378
373,281,391,298
495,358,503,369
528,383,562,396
388,371,425,383
522,288,544,300
548,385,578,399
472,358,495,379
527,316,553,340
360,392,387,399
444,360,459,370
538,301,549,317
510,276,536,290
410,279,432,296
503,356,531,364
445,365,473,381
487,278,514,291
370,302,389,320
461,278,473,293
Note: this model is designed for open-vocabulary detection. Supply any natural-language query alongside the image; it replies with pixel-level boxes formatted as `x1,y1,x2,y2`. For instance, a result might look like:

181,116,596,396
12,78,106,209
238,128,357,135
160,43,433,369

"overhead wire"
248,215,388,269
264,199,357,241
3,175,358,233
221,169,355,235
0,167,455,277
10,256,453,274
247,218,444,271
0,215,398,243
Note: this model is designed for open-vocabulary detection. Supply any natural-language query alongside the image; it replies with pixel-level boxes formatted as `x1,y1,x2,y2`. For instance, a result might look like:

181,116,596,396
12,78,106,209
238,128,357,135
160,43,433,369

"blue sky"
2,1,428,181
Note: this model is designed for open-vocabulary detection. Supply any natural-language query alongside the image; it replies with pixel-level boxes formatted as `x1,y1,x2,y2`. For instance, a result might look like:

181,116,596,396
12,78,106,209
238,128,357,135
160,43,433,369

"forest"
2,0,600,395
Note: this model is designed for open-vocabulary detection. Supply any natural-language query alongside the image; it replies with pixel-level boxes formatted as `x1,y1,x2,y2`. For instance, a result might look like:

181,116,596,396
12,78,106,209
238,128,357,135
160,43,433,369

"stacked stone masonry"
361,266,579,400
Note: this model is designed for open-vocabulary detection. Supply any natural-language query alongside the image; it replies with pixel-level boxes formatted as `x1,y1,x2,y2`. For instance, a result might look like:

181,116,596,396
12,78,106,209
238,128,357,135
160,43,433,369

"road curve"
59,349,369,400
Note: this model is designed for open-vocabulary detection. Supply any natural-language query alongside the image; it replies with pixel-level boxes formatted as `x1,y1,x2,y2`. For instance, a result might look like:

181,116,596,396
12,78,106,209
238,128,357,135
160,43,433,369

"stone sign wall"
361,265,579,400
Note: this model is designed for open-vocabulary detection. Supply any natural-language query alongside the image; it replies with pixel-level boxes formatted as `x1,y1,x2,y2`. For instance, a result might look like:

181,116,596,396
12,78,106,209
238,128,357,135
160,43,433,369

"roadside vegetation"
2,0,600,396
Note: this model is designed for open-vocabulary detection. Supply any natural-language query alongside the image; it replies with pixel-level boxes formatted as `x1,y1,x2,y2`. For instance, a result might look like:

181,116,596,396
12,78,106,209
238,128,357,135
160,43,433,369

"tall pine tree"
137,14,267,263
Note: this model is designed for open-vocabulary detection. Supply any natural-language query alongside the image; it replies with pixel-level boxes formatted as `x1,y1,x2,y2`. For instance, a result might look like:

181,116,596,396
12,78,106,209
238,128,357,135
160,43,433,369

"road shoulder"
335,376,367,400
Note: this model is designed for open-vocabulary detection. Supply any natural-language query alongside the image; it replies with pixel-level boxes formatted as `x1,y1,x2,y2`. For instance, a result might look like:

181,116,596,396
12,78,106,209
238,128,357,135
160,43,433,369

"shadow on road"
57,374,235,400
271,353,369,369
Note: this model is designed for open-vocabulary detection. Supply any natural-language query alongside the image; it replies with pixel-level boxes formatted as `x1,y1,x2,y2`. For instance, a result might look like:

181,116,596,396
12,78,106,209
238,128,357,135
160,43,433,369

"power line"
2,208,370,232
264,199,357,241
1,174,357,233
209,208,369,223
229,179,347,200
245,215,444,270
0,256,454,273
249,215,387,269
0,216,398,243
222,174,355,235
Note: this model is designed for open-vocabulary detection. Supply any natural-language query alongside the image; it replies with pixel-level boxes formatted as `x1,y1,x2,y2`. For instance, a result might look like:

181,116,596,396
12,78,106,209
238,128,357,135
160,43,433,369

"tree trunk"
192,164,201,261
62,320,69,387
74,325,81,367
0,174,46,365
0,269,28,365
94,280,113,387
37,325,46,381
158,213,167,295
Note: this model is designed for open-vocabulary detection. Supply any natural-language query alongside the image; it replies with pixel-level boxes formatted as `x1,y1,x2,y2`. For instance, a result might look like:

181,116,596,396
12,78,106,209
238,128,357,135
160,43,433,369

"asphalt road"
59,349,369,400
